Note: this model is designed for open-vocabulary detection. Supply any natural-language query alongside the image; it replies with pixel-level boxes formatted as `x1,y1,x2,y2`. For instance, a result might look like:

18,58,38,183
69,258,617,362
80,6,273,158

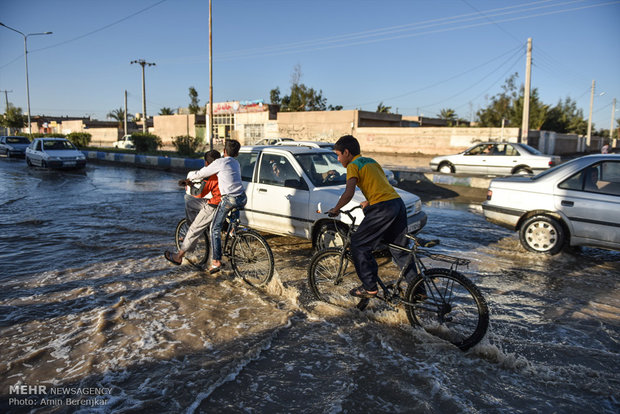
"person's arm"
187,161,219,181
328,177,358,215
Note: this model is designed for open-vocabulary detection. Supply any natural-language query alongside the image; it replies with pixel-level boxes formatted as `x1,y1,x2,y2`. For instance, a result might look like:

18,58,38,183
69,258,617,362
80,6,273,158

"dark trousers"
350,198,413,291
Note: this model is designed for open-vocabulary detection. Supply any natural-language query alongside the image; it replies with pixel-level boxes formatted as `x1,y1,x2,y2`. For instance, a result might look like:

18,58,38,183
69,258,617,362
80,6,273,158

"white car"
236,145,427,249
482,154,620,254
25,138,87,169
254,137,294,146
275,140,398,186
0,135,31,157
430,142,560,176
113,135,135,149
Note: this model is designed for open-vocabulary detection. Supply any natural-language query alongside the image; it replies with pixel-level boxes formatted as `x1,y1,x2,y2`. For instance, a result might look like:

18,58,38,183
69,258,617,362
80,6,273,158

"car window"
505,144,520,156
258,154,302,188
559,161,620,196
465,144,485,155
43,140,74,150
295,152,347,187
519,144,543,155
36,141,43,151
237,152,258,182
7,137,29,144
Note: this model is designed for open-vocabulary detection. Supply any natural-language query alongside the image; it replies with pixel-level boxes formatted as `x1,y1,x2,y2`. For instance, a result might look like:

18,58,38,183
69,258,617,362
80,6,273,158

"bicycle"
307,206,489,351
175,207,275,287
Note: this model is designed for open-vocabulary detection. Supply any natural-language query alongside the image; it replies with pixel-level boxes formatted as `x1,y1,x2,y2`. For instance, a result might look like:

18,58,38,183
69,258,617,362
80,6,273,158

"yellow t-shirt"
347,155,400,205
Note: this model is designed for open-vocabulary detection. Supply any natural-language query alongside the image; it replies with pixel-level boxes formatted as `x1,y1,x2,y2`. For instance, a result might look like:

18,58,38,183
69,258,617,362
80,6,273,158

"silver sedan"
430,142,560,176
482,154,620,254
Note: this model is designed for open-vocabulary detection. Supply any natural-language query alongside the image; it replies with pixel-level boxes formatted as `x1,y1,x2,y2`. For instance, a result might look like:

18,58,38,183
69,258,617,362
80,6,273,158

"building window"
244,124,263,142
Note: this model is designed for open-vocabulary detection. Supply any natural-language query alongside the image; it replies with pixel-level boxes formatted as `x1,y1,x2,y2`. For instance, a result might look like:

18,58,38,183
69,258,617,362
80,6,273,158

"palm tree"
438,108,458,126
376,102,392,113
159,107,174,115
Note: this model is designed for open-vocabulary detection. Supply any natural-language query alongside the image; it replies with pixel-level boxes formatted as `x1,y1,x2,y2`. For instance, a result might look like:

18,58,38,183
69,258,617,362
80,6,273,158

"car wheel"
438,162,454,174
313,222,345,251
519,215,565,254
514,167,533,175
26,157,33,167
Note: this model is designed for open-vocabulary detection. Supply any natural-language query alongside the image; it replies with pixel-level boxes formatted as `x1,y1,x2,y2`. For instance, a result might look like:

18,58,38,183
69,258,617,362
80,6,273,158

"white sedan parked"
25,138,87,169
430,142,560,176
236,145,427,249
483,154,620,254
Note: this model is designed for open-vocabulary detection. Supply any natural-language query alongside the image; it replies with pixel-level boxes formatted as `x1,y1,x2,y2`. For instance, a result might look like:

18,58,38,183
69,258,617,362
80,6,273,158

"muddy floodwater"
1,159,618,413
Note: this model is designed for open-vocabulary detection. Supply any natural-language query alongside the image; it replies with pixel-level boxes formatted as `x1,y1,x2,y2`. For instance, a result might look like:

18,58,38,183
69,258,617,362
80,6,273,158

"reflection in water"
0,162,618,413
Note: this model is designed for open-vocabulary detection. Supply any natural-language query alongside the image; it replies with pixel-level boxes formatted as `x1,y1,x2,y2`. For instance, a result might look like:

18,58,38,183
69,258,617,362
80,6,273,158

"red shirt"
203,175,221,205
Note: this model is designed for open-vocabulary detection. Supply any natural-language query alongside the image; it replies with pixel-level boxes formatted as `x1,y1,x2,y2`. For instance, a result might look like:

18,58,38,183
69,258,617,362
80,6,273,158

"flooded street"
1,159,618,413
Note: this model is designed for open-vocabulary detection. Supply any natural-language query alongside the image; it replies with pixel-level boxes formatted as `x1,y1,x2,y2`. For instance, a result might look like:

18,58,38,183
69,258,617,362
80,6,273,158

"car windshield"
7,137,29,144
43,140,76,150
294,152,347,187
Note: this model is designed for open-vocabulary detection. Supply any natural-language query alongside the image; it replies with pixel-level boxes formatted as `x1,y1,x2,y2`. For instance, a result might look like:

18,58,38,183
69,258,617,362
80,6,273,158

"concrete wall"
61,120,119,147
276,110,357,142
234,111,277,145
153,114,199,146
354,127,521,155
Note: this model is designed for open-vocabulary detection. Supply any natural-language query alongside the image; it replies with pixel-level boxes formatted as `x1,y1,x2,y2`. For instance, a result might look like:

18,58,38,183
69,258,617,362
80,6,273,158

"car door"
487,143,519,175
461,144,492,174
31,140,43,165
250,152,310,237
555,161,620,247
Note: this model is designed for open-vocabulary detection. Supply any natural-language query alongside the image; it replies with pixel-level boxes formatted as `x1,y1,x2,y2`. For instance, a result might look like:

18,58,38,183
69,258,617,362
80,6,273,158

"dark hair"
204,149,221,163
224,139,241,157
334,135,360,156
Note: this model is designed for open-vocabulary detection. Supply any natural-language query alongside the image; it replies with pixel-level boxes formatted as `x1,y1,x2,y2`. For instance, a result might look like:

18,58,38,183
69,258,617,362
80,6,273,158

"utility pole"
124,90,128,137
1,89,12,113
520,37,532,143
587,79,595,150
131,59,156,133
611,98,617,148
209,0,214,150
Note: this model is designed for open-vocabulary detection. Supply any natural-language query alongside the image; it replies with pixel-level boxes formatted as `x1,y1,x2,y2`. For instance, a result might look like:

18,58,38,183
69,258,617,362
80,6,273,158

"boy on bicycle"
328,135,411,298
182,139,246,274
165,150,221,266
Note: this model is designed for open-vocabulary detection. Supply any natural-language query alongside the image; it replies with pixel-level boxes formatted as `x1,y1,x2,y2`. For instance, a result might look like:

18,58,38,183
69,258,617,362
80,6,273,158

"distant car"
482,154,620,254
254,137,295,146
430,142,560,176
236,145,426,249
113,135,134,149
275,140,398,186
26,138,87,169
0,135,30,157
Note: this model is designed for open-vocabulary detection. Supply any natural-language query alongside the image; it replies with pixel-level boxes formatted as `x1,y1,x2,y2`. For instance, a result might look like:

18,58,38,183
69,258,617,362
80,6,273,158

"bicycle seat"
405,234,440,248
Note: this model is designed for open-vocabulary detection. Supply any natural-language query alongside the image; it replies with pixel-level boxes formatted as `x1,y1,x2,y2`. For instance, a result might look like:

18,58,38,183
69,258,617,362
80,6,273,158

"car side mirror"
284,178,308,190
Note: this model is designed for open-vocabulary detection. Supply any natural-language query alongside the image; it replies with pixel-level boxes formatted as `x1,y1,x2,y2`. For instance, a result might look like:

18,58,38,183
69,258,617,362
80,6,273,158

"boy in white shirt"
185,139,246,273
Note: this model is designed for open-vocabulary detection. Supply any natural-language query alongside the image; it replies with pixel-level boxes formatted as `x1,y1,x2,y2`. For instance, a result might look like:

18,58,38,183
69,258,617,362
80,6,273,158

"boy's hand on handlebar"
327,207,340,217
178,179,192,187
360,201,369,209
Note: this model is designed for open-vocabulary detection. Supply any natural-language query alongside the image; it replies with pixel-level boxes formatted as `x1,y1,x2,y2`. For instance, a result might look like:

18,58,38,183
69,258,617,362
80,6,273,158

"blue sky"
1,0,619,131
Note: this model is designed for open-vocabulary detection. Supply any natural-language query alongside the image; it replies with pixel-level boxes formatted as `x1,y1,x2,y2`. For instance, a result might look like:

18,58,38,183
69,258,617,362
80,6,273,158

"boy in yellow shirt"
328,135,411,298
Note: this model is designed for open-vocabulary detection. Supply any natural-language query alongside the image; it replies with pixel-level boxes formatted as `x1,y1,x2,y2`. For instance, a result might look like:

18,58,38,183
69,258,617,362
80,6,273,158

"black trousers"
350,198,414,291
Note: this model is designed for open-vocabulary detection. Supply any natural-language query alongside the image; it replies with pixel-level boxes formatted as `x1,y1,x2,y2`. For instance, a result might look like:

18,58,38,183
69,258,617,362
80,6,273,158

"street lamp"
130,59,156,133
0,22,52,135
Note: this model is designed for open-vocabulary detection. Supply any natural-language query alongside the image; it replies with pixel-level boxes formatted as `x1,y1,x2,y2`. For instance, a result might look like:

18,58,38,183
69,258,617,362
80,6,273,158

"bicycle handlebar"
327,205,362,218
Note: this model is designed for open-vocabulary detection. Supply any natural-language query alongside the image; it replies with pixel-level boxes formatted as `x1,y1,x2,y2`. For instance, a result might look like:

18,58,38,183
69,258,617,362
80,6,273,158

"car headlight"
50,156,61,161
77,155,85,160
414,199,422,213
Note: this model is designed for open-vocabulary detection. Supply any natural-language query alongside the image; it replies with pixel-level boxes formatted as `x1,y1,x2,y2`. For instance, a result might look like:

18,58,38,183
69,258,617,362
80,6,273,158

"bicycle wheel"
230,229,274,287
307,248,360,308
174,218,209,265
404,268,489,351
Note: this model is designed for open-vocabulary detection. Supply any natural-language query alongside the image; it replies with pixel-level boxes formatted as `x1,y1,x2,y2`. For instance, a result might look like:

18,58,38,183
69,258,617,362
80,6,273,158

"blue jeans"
350,198,413,291
210,193,247,261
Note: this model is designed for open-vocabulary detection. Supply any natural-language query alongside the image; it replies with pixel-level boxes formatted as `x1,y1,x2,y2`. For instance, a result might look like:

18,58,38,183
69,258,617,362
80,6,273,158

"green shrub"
66,132,92,148
132,132,162,152
172,135,202,156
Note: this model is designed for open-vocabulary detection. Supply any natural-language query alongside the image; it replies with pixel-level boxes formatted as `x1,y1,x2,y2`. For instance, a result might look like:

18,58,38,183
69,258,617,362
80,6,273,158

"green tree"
159,107,174,115
476,73,549,130
188,87,201,115
172,135,202,156
107,108,131,128
541,97,588,135
132,132,162,153
1,103,25,132
376,102,392,113
328,104,343,111
270,65,328,112
438,108,458,126
66,132,92,148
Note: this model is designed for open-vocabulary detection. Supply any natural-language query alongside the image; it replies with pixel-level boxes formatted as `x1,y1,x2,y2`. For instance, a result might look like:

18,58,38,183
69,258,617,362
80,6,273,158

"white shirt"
187,157,244,196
